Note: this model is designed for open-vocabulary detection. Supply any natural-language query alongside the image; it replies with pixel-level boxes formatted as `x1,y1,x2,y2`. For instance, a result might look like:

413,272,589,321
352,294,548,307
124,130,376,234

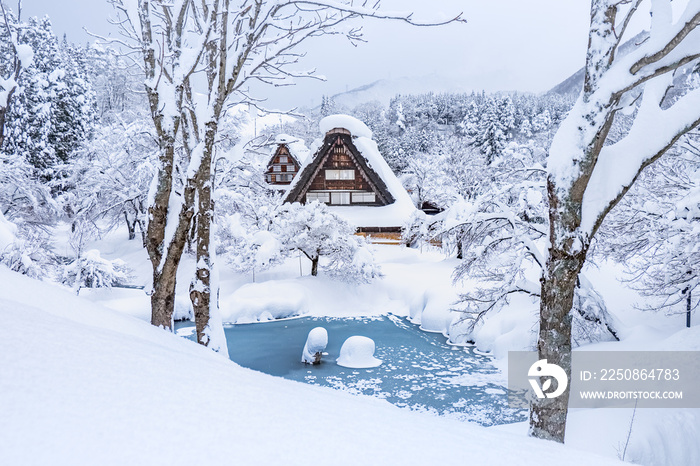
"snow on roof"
342,136,416,228
275,134,298,144
273,134,310,165
319,114,373,139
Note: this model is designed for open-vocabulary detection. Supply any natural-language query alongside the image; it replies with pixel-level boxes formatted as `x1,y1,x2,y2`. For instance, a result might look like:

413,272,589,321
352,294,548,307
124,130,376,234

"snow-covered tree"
276,202,380,281
49,38,97,165
216,187,287,277
60,115,156,245
599,131,700,326
0,3,32,149
472,96,515,164
2,13,96,178
86,44,146,121
532,0,700,443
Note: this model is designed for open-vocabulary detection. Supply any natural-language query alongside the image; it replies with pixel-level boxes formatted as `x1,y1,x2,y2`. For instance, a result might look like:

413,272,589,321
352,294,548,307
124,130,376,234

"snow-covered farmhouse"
264,135,308,186
284,115,416,242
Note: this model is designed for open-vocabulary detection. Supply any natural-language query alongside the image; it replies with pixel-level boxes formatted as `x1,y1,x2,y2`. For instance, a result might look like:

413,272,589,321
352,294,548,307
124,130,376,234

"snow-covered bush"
0,212,56,279
218,212,286,274
324,234,382,283
216,188,288,276
1,233,55,280
62,249,130,289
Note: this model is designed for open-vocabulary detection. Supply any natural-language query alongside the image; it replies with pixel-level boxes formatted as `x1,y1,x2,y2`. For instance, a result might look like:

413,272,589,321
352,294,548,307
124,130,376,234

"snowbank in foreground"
0,266,622,466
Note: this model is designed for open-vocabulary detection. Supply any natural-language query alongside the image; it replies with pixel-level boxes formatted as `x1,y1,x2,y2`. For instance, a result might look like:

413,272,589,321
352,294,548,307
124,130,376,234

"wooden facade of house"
265,143,301,185
284,128,395,207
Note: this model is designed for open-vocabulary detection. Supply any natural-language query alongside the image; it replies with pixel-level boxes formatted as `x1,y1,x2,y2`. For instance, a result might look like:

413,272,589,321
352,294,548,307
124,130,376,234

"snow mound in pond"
320,114,372,139
220,281,308,323
301,327,328,364
336,336,382,368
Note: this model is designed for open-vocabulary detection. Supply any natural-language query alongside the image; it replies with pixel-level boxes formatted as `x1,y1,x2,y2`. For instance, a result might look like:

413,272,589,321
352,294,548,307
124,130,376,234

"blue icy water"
176,315,526,426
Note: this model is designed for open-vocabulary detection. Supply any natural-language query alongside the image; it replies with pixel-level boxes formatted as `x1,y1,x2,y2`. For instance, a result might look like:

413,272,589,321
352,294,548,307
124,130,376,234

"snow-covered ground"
3,226,698,465
1,266,624,465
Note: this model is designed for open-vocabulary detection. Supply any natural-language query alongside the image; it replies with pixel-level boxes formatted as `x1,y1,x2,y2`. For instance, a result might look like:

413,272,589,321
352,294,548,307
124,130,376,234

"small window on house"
287,164,296,172
266,174,273,183
279,155,288,163
330,192,351,205
283,174,293,182
325,169,355,180
273,165,282,172
351,192,376,203
306,192,330,203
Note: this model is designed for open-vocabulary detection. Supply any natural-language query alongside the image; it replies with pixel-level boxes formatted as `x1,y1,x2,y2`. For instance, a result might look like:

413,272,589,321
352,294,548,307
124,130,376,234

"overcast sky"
19,1,650,110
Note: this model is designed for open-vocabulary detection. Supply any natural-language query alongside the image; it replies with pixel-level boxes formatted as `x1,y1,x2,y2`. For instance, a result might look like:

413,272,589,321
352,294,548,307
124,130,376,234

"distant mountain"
547,31,651,98
329,74,475,108
548,68,585,98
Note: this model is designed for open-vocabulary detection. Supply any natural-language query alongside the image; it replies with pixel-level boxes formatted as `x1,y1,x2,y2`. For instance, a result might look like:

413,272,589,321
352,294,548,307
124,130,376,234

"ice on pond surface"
175,315,525,426
337,335,382,368
302,327,328,364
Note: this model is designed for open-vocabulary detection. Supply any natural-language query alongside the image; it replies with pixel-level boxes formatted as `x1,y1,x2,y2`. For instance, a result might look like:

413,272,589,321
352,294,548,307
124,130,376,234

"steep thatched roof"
284,130,395,205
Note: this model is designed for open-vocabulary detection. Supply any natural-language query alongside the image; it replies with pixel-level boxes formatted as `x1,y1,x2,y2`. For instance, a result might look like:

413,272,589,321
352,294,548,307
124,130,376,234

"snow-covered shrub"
62,249,130,289
218,212,286,274
0,211,17,251
0,213,57,279
324,235,382,283
1,234,56,280
216,188,288,275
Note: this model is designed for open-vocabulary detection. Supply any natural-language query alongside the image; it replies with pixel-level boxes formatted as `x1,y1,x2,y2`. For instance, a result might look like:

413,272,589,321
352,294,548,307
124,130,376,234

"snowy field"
2,265,624,466
2,226,698,465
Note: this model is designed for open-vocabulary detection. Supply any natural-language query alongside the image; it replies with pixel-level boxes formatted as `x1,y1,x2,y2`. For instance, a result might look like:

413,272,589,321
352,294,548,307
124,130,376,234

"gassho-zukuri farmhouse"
271,114,417,243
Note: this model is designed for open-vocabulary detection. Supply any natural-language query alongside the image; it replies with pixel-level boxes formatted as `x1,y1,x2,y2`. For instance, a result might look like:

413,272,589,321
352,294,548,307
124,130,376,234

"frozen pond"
176,315,525,426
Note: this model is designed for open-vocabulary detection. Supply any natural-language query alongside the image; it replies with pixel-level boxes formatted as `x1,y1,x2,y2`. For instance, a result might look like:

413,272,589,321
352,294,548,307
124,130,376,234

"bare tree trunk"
124,211,136,240
146,141,195,329
0,88,15,148
192,129,215,346
137,220,147,248
529,247,585,442
151,260,178,328
311,256,319,276
148,199,194,329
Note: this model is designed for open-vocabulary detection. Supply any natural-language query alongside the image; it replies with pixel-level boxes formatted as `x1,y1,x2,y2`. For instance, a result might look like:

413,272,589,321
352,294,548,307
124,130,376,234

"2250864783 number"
599,368,680,381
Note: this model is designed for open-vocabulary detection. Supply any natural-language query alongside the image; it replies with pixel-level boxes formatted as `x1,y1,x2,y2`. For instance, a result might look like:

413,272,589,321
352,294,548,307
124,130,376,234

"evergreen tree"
2,16,96,176
473,96,515,164
49,38,96,165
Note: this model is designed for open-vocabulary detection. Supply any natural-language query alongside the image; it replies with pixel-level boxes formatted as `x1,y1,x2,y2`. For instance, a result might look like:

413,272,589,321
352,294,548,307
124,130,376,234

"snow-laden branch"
583,77,700,236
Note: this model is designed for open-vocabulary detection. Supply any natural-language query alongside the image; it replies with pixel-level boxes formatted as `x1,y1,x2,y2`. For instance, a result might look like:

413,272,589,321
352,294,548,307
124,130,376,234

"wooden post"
687,289,692,328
